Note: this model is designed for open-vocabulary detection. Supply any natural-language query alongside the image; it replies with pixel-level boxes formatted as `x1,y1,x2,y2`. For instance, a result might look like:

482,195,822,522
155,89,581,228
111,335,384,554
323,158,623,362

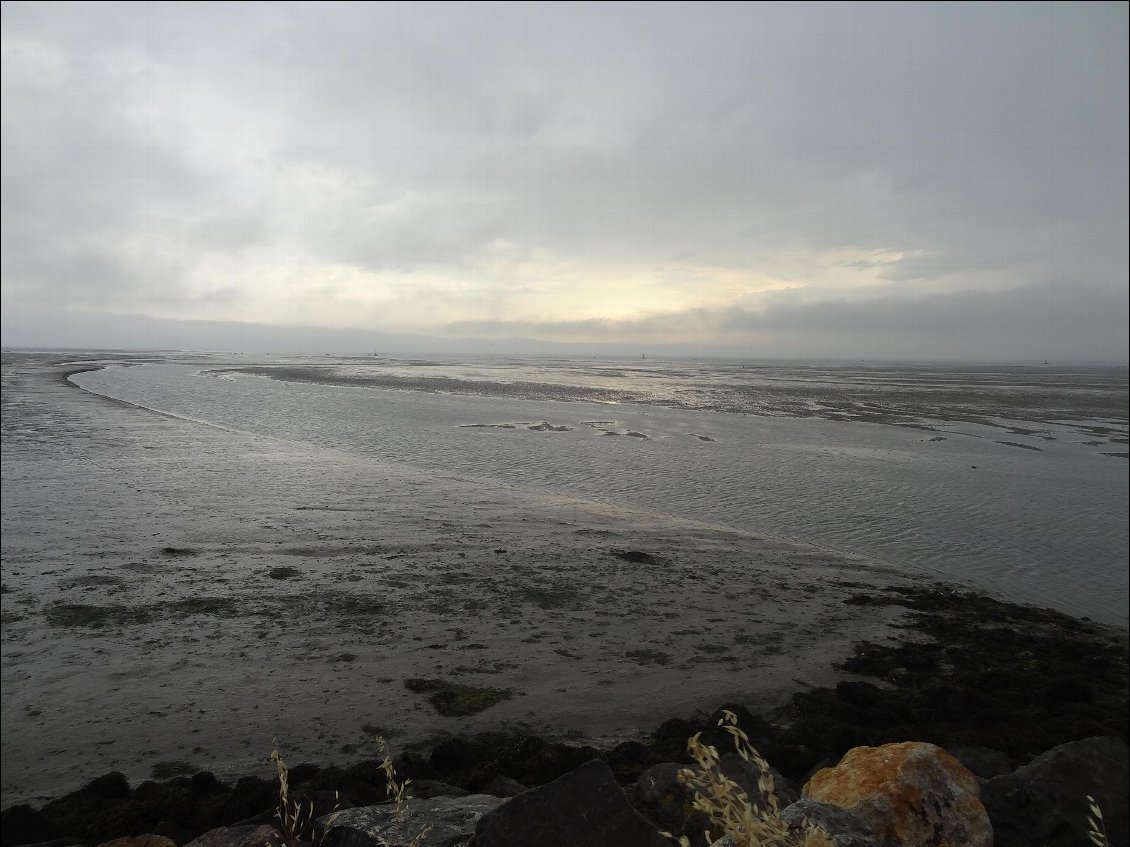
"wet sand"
1,360,916,805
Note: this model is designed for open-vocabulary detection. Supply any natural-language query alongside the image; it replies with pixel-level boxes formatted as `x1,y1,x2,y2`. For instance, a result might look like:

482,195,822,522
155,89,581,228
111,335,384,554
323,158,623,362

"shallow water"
71,355,1128,626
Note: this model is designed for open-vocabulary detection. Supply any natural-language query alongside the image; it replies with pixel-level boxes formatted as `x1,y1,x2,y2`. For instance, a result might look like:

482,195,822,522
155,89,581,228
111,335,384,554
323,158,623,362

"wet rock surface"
316,795,503,847
779,800,878,847
981,736,1129,847
474,759,666,847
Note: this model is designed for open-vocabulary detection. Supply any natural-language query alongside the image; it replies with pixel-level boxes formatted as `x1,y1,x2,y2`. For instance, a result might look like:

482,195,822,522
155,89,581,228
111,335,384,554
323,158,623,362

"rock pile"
3,736,1126,847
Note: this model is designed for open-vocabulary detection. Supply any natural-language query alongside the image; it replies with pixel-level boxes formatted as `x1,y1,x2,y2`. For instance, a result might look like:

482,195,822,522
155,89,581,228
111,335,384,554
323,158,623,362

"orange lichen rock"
802,741,992,847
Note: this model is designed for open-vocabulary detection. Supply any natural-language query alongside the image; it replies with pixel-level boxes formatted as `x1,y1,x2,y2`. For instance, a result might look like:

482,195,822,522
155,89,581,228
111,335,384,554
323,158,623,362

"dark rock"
286,764,320,785
182,824,282,847
718,753,798,809
102,780,209,839
477,776,527,799
404,781,468,800
780,800,879,847
625,753,796,844
213,776,276,826
476,759,666,847
388,753,435,783
604,741,652,784
83,773,133,801
700,704,775,753
95,836,178,847
982,736,1129,847
626,762,702,839
316,794,503,847
1,805,61,847
287,767,377,812
612,551,657,564
190,773,225,796
429,738,490,774
948,746,1014,780
653,717,699,755
150,820,197,846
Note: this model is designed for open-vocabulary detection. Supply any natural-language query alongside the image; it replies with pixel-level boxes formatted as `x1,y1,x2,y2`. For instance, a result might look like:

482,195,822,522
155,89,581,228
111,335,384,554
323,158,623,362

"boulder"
626,751,796,844
981,736,1128,847
477,776,527,799
183,824,282,847
475,759,667,847
948,746,1013,780
96,837,178,847
780,800,879,847
82,774,133,802
404,781,468,800
718,753,799,809
802,741,991,847
1,805,61,847
626,762,703,839
316,795,503,847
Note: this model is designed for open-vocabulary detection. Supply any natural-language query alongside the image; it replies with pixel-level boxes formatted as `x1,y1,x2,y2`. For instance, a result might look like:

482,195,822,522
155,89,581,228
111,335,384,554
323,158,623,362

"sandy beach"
1,359,918,805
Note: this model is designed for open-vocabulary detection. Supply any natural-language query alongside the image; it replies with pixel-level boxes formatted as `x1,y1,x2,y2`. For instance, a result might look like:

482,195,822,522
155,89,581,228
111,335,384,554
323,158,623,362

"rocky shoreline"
3,586,1127,847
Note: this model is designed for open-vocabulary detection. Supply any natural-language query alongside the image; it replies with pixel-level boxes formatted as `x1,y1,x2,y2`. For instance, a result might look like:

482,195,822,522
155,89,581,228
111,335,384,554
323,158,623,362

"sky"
2,2,1128,360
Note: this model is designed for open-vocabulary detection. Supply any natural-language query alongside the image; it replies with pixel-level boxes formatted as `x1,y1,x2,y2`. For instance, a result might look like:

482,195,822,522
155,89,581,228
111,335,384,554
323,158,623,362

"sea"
46,351,1128,627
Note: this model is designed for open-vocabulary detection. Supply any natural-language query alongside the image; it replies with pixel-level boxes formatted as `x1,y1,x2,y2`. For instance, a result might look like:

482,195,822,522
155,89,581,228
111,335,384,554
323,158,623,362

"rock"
82,773,133,801
1,804,61,847
718,753,799,809
188,773,224,795
653,717,699,752
404,781,468,800
604,740,653,784
802,741,991,847
96,836,178,847
385,752,435,784
212,777,276,826
183,824,282,847
428,738,490,774
475,759,667,847
780,800,879,847
626,762,699,837
316,794,503,847
948,746,1013,780
626,752,796,843
612,550,657,564
477,776,527,798
981,736,1129,847
699,705,775,755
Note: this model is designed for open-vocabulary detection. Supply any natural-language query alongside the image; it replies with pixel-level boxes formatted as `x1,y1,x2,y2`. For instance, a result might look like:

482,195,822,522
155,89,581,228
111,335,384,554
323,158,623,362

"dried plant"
270,738,315,846
1086,795,1109,847
666,711,832,847
372,734,433,847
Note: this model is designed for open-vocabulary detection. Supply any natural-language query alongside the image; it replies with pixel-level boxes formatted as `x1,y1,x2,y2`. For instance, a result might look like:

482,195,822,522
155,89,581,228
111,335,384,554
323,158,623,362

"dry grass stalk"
373,735,433,847
1086,795,1110,847
667,710,832,847
270,738,315,846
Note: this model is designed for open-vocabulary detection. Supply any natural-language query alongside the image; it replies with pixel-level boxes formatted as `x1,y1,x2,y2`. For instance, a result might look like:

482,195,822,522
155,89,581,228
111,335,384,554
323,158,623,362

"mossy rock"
404,678,513,716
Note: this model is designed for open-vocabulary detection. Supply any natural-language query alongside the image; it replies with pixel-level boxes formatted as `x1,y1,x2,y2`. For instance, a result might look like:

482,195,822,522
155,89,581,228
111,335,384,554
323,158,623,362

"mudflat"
2,358,916,804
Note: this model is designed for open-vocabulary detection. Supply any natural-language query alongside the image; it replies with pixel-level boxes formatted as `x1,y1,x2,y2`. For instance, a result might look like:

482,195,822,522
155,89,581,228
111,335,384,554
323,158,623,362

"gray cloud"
1,2,1126,359
447,281,1129,362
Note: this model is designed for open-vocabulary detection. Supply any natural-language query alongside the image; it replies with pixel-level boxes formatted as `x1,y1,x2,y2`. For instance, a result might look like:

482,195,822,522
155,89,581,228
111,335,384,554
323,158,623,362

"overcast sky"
2,2,1127,360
